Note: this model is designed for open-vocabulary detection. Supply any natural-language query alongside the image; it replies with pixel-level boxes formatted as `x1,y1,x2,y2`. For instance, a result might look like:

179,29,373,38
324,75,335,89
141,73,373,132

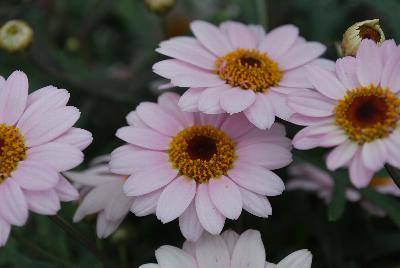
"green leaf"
328,170,350,221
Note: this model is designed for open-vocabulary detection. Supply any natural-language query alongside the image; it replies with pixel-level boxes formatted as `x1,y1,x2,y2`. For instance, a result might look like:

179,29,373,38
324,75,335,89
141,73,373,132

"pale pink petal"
0,71,28,125
179,87,204,112
96,212,123,238
236,144,292,170
124,163,178,196
312,58,336,72
172,72,224,88
350,150,374,188
221,230,239,256
155,245,197,268
289,114,332,126
243,93,275,129
26,86,69,108
65,166,121,187
277,249,312,268
326,140,358,170
221,21,256,49
267,91,293,120
0,217,11,247
356,39,383,87
130,189,163,216
279,67,312,88
318,130,348,147
228,162,284,196
249,25,266,43
55,175,79,202
182,241,196,257
259,25,299,60
12,160,59,191
198,85,230,114
381,58,400,93
239,187,272,218
237,134,292,150
179,201,204,241
195,233,231,268
136,102,184,136
335,56,359,90
361,140,387,170
278,42,326,70
0,179,28,226
116,126,170,150
190,20,232,56
126,111,148,127
305,65,346,100
156,176,196,223
27,142,83,172
220,113,253,138
24,189,60,215
153,59,208,79
231,230,266,268
379,39,398,63
292,126,324,150
197,113,227,127
104,182,133,221
0,75,5,88
158,92,194,126
53,128,93,150
220,88,256,114
385,139,400,167
195,184,225,235
208,176,242,220
288,90,335,117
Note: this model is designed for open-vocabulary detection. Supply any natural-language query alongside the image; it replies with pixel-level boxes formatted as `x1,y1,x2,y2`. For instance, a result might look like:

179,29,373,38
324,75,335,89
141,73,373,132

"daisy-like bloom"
153,20,326,129
0,71,92,246
288,163,400,216
110,92,292,241
68,156,135,238
289,39,400,188
139,229,312,268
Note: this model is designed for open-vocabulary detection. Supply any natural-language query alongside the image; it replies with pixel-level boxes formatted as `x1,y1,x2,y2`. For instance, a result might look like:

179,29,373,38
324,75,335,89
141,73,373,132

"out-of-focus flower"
288,163,400,216
139,229,312,268
340,19,385,57
145,0,176,15
110,92,292,241
67,156,135,239
0,71,92,246
0,20,33,53
288,39,400,188
153,20,327,129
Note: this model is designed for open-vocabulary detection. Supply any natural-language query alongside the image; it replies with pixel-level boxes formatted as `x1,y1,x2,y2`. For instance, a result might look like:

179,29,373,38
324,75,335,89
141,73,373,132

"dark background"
0,0,400,267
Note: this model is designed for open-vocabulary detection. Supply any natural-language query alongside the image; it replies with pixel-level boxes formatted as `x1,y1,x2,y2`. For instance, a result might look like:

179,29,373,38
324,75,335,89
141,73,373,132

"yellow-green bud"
340,19,384,57
0,20,33,53
144,0,176,15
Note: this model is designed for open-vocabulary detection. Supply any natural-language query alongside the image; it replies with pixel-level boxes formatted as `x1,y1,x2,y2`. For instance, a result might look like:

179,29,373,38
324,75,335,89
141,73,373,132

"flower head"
289,39,400,188
110,92,292,241
0,71,92,246
153,20,326,129
68,156,134,238
139,229,312,268
0,20,33,53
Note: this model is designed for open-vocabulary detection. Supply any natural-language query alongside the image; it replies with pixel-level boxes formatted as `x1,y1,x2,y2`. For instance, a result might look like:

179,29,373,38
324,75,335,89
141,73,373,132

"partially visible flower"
288,163,400,216
289,39,400,188
145,0,176,15
0,20,33,53
67,156,134,239
340,19,384,56
139,229,312,268
0,71,92,246
153,20,326,129
110,92,292,241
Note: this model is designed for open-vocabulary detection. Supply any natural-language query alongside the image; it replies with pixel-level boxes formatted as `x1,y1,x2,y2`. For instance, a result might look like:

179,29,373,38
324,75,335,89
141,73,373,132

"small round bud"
144,0,176,15
65,36,80,52
0,20,33,53
340,19,385,57
111,228,130,244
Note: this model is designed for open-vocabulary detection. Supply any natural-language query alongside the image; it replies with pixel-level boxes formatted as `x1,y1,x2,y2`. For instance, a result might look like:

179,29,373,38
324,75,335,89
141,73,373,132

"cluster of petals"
288,163,400,216
67,156,134,238
153,20,327,129
139,229,312,268
109,92,292,241
289,39,400,188
0,71,92,246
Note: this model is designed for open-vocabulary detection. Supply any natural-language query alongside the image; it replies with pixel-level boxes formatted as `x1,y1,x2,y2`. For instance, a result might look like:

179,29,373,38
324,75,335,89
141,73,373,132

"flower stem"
255,0,268,29
49,215,112,268
385,164,400,190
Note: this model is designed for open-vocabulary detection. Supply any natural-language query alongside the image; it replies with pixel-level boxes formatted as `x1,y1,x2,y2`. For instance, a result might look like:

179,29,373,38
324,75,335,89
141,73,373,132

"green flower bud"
144,0,176,15
0,20,33,53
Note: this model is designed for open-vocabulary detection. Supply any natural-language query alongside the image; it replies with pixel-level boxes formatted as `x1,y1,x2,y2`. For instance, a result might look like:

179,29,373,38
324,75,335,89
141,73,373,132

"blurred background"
1,0,400,267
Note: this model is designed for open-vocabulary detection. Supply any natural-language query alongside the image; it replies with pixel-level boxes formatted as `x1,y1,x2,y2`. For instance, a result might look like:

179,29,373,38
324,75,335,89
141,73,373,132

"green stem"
385,164,400,190
12,232,76,268
255,0,268,29
49,215,112,268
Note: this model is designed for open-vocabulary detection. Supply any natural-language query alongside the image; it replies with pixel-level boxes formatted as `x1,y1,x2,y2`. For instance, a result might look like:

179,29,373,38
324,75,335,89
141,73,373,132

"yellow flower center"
168,125,235,184
335,86,400,143
368,176,392,187
215,48,282,93
0,124,27,183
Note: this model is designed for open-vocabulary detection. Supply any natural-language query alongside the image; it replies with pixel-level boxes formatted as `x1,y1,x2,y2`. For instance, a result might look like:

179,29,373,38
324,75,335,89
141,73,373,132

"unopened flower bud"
144,0,176,15
0,20,33,53
340,19,384,57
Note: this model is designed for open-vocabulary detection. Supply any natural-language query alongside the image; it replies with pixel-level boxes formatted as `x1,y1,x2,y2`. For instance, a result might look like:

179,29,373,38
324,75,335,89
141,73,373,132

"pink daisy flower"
110,92,292,241
68,156,134,238
288,39,400,188
153,20,326,129
0,71,92,246
288,163,400,217
139,229,312,268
